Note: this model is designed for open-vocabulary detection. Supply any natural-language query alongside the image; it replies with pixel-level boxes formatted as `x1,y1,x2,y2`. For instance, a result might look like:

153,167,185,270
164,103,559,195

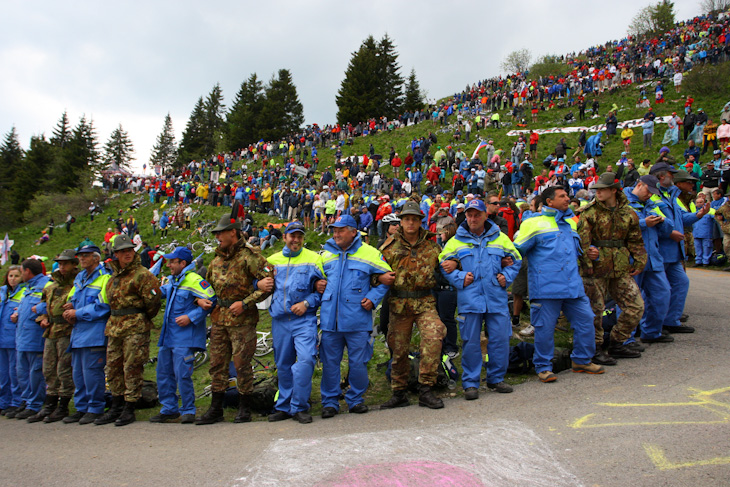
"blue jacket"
159,263,216,350
693,212,716,239
624,187,674,271
513,207,585,300
66,264,112,348
652,185,700,262
359,212,373,231
319,233,391,332
267,247,323,321
0,284,26,348
439,220,522,314
16,274,51,353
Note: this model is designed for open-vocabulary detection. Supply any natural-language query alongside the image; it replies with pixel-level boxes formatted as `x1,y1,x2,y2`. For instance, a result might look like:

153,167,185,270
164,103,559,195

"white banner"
506,115,674,137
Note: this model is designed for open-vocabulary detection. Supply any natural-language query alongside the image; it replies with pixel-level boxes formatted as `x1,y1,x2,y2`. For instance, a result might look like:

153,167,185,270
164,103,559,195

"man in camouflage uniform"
715,196,730,270
95,234,161,426
579,172,647,364
379,201,446,410
29,249,79,423
196,215,273,425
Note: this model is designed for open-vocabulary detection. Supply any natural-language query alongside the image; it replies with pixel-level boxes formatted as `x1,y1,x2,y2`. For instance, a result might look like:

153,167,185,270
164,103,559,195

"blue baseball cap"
329,214,357,228
285,221,305,234
76,245,101,255
464,199,486,213
456,190,464,196
162,246,193,263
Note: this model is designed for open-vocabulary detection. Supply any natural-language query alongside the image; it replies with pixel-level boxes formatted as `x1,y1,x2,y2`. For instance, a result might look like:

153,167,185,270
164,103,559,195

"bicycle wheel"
191,241,204,252
255,333,274,357
193,350,209,370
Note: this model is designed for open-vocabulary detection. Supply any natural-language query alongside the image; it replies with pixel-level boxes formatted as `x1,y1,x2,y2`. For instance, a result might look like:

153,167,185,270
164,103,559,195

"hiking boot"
519,324,535,337
293,411,313,424
381,390,410,409
487,382,514,393
349,403,368,414
268,410,293,422
642,333,675,343
62,411,84,424
321,407,338,419
195,391,225,425
114,401,136,427
418,385,444,409
16,408,38,420
180,414,195,424
94,396,125,425
571,361,605,374
625,341,646,352
663,325,695,334
607,340,642,359
511,315,521,327
537,371,557,383
234,394,252,423
30,395,58,422
26,410,47,423
592,350,617,366
44,397,71,423
149,412,181,423
79,412,101,425
464,387,479,400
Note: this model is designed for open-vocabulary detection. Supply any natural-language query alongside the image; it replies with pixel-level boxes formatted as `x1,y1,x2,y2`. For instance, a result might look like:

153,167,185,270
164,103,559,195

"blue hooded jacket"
16,273,51,353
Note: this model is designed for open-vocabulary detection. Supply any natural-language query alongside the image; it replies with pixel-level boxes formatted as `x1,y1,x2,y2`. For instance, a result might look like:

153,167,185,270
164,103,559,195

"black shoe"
607,341,642,359
464,387,479,400
625,341,646,353
94,396,125,425
664,325,695,334
349,403,368,414
114,401,136,427
723,267,730,272
26,411,47,423
321,407,338,419
679,313,689,322
3,406,20,418
195,392,225,425
268,410,293,422
45,397,71,423
31,395,58,422
15,408,38,420
592,350,618,366
381,391,410,409
418,385,444,409
642,333,675,343
180,414,195,424
149,412,181,423
487,382,514,393
62,411,84,424
234,395,252,423
79,412,101,425
292,411,313,424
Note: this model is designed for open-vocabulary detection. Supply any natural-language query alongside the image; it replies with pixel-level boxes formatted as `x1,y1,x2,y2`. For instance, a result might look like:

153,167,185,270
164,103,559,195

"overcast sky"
1,0,702,173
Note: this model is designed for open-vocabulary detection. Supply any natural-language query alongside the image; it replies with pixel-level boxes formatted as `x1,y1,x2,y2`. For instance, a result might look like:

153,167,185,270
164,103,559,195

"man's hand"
441,260,457,274
196,298,213,310
40,318,50,329
496,273,506,287
500,256,514,267
670,230,685,242
315,279,327,294
629,268,641,276
464,272,474,287
10,313,18,324
361,298,374,311
229,301,245,316
31,305,37,314
586,246,599,260
378,271,396,286
62,309,77,323
645,215,663,227
290,302,307,316
62,302,74,311
257,277,274,293
175,315,192,327
696,202,711,218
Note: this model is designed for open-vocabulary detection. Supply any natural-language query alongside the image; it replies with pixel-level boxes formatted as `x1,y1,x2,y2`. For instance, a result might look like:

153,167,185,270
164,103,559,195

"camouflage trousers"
209,324,256,395
387,308,446,390
583,275,645,345
684,231,695,259
106,332,150,402
43,335,74,397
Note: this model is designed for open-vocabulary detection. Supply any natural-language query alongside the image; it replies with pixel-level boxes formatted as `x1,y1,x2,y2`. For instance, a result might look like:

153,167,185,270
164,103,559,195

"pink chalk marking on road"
320,460,486,487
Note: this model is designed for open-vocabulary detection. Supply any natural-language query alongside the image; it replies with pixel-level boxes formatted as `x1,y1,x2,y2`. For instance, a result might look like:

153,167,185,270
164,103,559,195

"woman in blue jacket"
0,266,25,416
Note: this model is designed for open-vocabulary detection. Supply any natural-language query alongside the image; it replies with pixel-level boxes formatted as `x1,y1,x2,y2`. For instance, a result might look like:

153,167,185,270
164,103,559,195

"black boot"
94,395,125,425
607,339,642,359
234,394,252,423
28,395,58,423
195,392,225,425
592,350,617,366
44,396,71,423
5,403,25,419
381,390,410,409
114,401,136,426
418,385,444,409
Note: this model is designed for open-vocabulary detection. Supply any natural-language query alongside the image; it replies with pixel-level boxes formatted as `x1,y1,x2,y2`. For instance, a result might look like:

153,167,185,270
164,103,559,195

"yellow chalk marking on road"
644,444,730,471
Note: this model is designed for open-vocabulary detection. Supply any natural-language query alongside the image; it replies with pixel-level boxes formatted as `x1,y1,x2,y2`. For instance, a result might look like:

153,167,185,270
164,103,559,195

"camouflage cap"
673,169,698,183
211,215,240,233
399,201,424,218
592,172,621,189
54,249,79,263
112,234,136,252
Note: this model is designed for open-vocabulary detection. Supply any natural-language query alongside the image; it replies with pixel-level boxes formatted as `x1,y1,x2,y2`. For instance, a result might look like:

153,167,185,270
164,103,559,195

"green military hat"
592,172,621,189
54,249,79,264
399,201,424,218
211,214,240,233
673,169,698,183
112,233,136,252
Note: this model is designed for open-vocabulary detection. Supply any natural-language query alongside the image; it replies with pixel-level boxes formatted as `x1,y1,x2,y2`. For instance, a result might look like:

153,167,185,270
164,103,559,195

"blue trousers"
72,347,107,414
17,351,46,410
530,297,595,373
458,309,510,388
319,330,373,410
694,237,713,265
0,348,21,409
635,269,671,340
272,316,317,414
663,261,689,327
156,346,196,415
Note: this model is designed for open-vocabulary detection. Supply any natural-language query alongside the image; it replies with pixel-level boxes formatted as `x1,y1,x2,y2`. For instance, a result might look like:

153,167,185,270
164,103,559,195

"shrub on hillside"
528,60,568,80
22,187,105,227
682,62,730,97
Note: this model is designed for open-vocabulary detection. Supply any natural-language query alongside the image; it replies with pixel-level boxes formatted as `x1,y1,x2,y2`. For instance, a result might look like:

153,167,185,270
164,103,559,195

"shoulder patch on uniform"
200,280,210,289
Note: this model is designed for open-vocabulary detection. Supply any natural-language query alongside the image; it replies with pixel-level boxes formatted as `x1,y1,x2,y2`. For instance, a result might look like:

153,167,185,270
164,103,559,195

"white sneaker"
519,325,535,337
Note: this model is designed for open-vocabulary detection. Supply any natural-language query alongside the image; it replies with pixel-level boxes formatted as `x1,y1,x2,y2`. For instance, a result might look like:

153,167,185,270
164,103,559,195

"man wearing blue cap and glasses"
319,214,393,417
152,246,216,424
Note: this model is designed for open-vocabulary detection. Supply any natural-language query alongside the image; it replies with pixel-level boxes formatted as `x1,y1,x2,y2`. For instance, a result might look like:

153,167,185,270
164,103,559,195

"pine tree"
178,97,206,165
403,68,425,113
103,124,135,171
12,135,56,220
259,69,304,141
150,113,178,170
226,73,265,149
60,115,102,184
50,111,71,148
378,34,404,119
336,36,382,124
203,83,226,155
0,127,25,217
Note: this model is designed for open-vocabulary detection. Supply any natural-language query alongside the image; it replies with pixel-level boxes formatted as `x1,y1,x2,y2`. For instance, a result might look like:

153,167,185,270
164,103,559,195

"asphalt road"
0,268,728,487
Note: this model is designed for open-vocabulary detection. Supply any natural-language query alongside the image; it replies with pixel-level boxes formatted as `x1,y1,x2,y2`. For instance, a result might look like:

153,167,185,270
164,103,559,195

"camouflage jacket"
578,191,647,278
380,226,440,315
207,239,273,327
105,254,162,337
38,269,78,339
716,200,730,235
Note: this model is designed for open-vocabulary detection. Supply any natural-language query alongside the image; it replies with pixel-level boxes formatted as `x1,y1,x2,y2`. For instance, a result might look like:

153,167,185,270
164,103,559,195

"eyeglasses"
488,202,500,206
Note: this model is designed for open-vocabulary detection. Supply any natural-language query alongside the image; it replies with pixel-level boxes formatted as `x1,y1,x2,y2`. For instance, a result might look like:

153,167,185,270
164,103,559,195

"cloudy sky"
1,0,701,172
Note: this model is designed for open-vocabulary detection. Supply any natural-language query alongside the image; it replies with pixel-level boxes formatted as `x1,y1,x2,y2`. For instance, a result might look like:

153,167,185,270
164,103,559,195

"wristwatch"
302,301,310,309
